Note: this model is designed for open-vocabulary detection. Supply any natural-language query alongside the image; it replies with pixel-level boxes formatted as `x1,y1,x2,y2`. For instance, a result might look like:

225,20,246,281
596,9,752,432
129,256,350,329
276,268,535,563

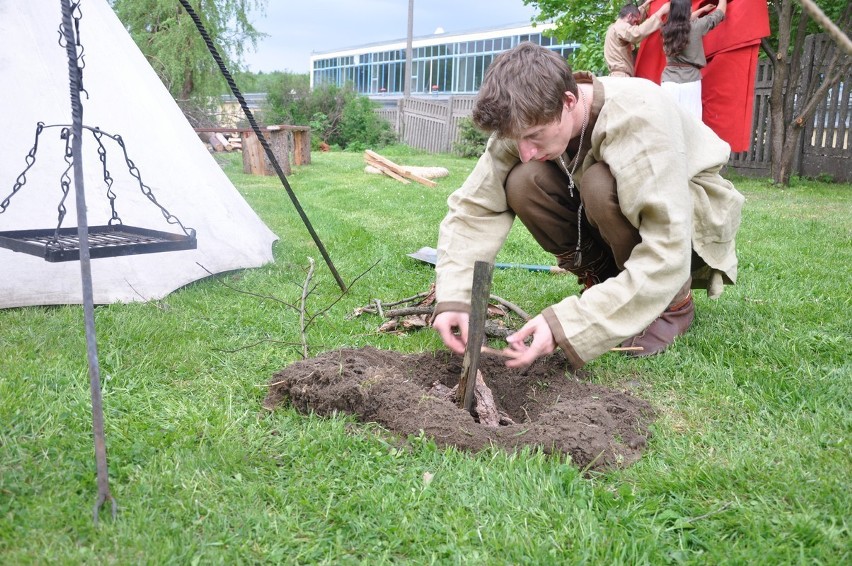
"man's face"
516,96,575,163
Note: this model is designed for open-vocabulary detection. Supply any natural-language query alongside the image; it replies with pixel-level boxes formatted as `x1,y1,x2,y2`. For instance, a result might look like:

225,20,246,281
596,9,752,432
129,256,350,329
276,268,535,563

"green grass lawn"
1,147,849,564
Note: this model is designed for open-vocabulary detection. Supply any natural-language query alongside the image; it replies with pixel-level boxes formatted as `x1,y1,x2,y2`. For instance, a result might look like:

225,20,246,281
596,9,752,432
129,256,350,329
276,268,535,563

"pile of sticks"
349,284,530,338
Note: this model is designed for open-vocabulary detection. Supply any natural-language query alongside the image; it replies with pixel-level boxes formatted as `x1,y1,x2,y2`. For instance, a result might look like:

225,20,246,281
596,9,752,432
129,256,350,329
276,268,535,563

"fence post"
397,97,406,142
444,96,455,153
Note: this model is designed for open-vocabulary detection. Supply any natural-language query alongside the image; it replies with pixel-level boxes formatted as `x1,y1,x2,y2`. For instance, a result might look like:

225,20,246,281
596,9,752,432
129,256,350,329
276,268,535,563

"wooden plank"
214,132,233,151
364,155,410,184
364,150,437,187
457,261,494,413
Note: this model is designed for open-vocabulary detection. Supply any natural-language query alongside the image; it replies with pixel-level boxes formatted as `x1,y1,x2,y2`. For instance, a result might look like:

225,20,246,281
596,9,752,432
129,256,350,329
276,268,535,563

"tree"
762,0,851,185
109,0,267,126
263,72,312,124
523,0,621,73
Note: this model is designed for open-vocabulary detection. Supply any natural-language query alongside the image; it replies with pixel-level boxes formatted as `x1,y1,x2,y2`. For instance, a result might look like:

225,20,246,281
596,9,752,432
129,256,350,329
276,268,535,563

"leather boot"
621,279,695,357
555,245,620,293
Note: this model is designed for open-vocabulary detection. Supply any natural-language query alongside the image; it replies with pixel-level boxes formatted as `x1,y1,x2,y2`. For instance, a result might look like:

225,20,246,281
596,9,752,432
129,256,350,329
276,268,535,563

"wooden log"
207,132,225,152
241,131,267,175
265,128,292,176
214,132,233,151
457,260,494,413
293,129,311,165
241,130,291,175
364,150,437,187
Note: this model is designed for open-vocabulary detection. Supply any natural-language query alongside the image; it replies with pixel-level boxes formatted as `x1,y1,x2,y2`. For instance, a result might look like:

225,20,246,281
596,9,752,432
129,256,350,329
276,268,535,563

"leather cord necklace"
557,88,589,198
556,88,589,268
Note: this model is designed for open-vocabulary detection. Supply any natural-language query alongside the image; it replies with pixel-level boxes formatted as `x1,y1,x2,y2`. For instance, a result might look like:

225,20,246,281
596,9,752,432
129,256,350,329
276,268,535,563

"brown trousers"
505,160,704,286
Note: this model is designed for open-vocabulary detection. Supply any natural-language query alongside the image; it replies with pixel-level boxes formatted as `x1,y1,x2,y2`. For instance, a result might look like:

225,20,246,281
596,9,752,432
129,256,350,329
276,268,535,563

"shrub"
454,117,489,158
264,82,395,150
335,96,396,150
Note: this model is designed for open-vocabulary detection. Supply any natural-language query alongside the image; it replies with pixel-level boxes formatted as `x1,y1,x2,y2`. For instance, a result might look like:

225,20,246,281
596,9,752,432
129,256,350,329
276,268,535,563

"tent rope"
177,0,348,293
797,0,852,56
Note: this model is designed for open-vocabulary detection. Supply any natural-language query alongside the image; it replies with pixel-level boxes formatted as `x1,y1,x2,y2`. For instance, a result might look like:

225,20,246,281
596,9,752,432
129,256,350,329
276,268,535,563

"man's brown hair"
619,3,641,19
471,42,578,139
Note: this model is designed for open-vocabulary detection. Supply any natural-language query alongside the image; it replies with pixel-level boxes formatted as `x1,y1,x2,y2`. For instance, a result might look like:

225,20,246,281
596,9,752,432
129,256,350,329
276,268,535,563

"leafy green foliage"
338,96,396,151
264,82,395,150
524,0,623,73
261,71,312,123
454,117,490,158
235,70,309,97
109,0,266,125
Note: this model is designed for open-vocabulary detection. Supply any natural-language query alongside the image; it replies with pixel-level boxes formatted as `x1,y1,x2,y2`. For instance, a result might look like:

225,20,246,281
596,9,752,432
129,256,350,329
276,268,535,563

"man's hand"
432,311,469,355
501,314,557,368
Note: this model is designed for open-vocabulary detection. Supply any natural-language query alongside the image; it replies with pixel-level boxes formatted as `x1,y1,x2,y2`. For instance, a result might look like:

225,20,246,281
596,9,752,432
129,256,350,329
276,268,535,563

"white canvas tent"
0,0,279,309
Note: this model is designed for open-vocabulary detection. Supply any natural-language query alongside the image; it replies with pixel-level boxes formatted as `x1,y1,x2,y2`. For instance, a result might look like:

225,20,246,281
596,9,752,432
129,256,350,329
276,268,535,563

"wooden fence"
380,34,850,182
377,96,477,154
730,34,851,182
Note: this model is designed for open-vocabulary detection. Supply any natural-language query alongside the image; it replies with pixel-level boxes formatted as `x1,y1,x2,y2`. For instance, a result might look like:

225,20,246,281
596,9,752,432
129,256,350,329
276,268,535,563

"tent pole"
61,0,117,525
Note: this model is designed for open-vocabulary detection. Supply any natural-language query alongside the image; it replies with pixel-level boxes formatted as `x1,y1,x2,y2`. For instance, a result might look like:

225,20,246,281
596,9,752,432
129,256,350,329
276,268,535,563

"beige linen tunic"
434,73,744,367
604,12,664,77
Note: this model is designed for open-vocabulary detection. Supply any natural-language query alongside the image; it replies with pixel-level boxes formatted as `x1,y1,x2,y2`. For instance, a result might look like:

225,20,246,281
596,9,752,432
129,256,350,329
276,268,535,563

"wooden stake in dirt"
457,261,494,413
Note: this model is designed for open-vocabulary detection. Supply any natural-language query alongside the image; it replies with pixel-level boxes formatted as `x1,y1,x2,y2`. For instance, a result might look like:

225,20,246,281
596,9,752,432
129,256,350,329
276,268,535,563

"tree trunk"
777,123,803,185
766,0,852,185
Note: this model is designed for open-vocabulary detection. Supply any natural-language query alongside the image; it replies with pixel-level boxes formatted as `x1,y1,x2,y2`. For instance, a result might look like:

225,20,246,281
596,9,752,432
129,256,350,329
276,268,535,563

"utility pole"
404,0,413,98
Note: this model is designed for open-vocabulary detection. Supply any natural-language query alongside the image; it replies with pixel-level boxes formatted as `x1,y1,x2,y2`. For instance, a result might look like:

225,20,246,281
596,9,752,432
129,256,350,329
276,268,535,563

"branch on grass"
212,338,306,353
685,501,735,523
352,287,529,340
489,294,531,321
197,262,298,310
383,306,434,318
198,258,379,357
299,257,315,359
302,259,381,330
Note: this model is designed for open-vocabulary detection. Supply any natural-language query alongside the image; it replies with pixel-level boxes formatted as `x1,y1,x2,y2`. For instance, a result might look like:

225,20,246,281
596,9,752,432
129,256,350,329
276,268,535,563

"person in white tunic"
660,0,728,118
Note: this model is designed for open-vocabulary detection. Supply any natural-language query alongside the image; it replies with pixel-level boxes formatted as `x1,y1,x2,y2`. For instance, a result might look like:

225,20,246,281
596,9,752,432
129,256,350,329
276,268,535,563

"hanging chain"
2,1,193,245
54,128,75,244
0,123,45,214
93,129,121,226
556,89,589,199
110,132,195,237
2,123,195,240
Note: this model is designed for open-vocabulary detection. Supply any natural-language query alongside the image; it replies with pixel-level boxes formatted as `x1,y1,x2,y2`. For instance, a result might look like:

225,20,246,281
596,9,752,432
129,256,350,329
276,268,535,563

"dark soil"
263,347,655,470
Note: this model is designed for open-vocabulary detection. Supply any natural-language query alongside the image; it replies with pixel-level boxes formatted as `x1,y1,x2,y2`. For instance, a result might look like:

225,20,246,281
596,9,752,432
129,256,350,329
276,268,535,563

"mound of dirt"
263,347,655,470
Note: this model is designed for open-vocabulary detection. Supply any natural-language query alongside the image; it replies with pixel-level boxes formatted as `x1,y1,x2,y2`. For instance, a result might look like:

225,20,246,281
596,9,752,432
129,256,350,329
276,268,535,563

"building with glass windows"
309,22,577,97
